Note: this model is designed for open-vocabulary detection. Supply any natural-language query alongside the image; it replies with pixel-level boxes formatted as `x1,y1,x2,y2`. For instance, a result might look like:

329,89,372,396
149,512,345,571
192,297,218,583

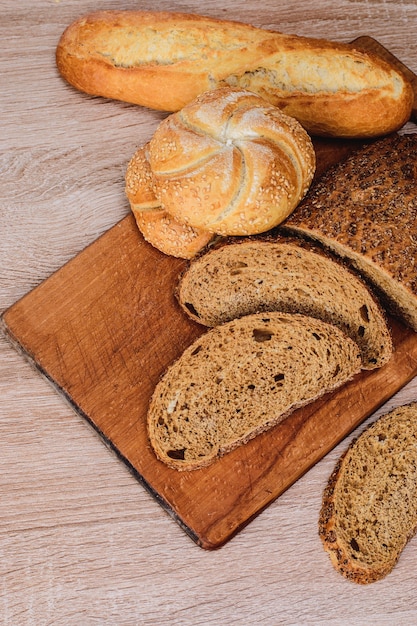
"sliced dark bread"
319,402,417,584
147,312,361,470
177,238,392,370
280,133,417,331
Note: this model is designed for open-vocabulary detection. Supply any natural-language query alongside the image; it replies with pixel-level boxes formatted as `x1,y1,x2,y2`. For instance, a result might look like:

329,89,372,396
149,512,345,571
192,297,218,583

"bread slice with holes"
319,402,417,584
177,237,392,370
147,312,362,470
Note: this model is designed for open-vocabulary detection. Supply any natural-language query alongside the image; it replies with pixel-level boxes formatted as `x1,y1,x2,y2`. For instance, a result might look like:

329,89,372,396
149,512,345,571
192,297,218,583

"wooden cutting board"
2,37,417,550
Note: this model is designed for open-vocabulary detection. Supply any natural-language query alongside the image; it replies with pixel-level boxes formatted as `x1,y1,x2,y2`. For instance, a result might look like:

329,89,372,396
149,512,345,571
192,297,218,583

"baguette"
280,133,417,331
56,10,413,138
319,402,417,584
147,312,361,470
177,237,392,370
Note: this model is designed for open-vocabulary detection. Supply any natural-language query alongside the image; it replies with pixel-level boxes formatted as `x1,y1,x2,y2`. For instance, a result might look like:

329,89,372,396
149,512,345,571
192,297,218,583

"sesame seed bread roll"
148,88,316,236
125,145,161,213
125,145,213,259
133,209,213,260
56,10,414,138
281,133,417,331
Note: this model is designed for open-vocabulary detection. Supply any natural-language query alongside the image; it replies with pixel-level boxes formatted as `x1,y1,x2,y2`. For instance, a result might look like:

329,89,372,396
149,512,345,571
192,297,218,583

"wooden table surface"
2,1,417,623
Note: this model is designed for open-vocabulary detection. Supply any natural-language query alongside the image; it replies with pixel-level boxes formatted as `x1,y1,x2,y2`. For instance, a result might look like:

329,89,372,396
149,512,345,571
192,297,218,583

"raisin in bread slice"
147,312,361,470
319,402,417,584
280,133,417,331
177,238,392,370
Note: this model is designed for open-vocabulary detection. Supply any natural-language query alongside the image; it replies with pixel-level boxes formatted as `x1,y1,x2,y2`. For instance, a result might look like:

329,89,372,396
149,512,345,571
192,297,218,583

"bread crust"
281,133,417,331
319,402,417,584
56,10,413,138
148,88,315,236
125,145,213,259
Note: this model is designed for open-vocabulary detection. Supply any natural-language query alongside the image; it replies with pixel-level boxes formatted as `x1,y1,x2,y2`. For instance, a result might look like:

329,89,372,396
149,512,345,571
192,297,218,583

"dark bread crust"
281,133,417,330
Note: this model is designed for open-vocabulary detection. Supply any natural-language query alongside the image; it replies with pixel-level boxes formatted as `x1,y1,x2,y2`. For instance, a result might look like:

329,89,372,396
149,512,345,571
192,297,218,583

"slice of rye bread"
319,402,417,584
280,133,417,331
147,312,362,470
177,237,392,370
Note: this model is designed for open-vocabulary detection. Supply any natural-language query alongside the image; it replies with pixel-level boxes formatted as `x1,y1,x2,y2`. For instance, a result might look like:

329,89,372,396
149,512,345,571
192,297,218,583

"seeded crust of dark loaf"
176,234,392,370
147,312,361,471
319,402,417,584
280,133,417,331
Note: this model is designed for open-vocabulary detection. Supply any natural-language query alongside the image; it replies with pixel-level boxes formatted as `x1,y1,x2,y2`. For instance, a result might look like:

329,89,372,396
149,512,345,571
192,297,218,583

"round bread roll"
148,88,316,236
125,145,213,259
125,144,160,212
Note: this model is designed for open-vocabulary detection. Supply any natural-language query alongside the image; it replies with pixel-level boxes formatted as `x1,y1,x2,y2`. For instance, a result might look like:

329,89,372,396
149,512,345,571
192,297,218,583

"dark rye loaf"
319,402,417,584
280,133,417,331
177,237,392,370
147,312,361,470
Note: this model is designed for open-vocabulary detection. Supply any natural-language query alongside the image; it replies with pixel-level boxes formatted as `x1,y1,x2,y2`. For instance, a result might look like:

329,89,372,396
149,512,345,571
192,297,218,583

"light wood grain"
1,1,417,623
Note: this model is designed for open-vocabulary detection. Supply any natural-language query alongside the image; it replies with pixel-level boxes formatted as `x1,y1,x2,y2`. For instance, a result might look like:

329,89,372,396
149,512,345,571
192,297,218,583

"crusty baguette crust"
281,133,417,331
147,312,361,470
56,11,413,138
319,402,417,584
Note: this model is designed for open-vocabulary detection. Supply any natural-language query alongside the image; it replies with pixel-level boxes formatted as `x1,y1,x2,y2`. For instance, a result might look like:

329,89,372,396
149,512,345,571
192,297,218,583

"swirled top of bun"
148,88,316,236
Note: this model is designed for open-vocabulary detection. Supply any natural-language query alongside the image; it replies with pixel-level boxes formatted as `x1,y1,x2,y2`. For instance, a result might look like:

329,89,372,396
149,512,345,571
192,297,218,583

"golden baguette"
56,10,413,138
